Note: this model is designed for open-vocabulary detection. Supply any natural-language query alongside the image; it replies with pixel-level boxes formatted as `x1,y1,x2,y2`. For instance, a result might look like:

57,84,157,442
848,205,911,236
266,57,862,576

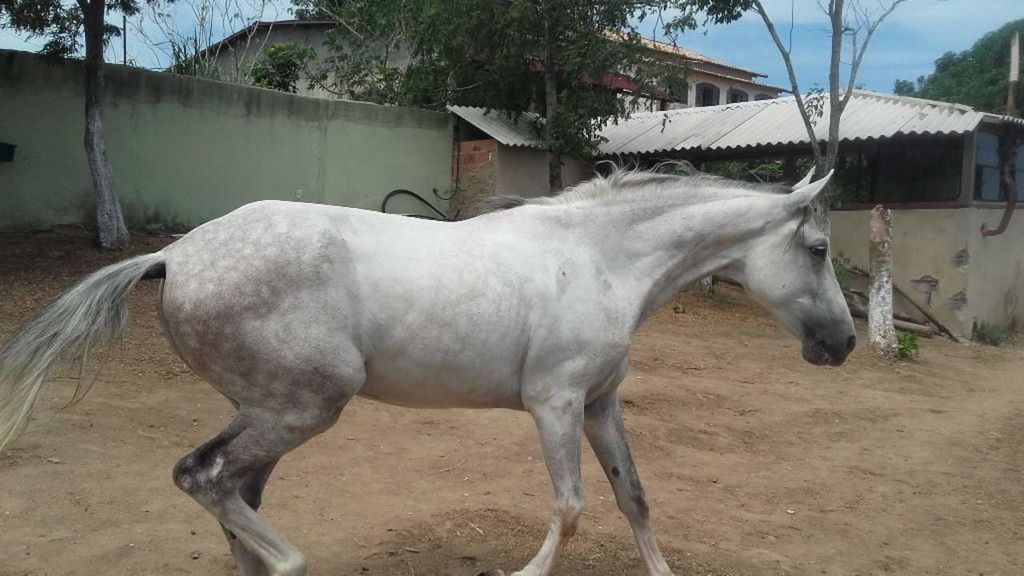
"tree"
685,0,906,226
894,18,1024,114
250,42,315,92
892,78,917,96
0,0,143,250
294,0,693,191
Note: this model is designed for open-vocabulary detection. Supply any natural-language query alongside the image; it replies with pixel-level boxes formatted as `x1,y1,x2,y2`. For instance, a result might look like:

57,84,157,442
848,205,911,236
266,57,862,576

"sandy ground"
0,229,1022,576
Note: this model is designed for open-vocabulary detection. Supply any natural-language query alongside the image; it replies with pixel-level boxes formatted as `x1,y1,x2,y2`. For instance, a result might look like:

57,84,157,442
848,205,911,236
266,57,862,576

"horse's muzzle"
802,334,856,366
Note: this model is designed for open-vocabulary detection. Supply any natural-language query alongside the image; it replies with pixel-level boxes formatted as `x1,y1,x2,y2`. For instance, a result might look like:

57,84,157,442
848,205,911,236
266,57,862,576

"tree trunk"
83,0,129,250
810,0,847,233
542,19,562,193
868,205,897,358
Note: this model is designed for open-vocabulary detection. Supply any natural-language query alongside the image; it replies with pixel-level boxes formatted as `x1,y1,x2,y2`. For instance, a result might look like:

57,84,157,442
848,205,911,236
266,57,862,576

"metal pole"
122,13,127,65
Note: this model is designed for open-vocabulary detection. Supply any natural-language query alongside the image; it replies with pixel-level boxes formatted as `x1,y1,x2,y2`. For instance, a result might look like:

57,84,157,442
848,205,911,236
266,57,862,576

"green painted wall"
0,50,452,230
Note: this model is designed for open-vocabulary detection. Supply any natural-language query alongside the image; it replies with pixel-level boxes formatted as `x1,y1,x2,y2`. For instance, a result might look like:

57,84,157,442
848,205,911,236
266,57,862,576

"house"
633,37,785,110
595,90,1024,338
196,20,344,96
200,20,783,104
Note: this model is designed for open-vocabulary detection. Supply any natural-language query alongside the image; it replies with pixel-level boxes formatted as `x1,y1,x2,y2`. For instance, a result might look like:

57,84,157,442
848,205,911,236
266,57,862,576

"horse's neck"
577,196,779,328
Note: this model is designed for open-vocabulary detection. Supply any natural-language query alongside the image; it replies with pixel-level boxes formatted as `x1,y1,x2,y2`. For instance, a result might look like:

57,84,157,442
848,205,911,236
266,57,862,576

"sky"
643,0,1024,93
2,0,1024,94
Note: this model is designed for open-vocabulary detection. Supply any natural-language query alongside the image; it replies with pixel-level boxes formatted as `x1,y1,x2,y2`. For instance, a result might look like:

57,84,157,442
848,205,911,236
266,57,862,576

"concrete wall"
966,208,1024,332
495,146,591,198
831,208,1024,337
0,49,452,231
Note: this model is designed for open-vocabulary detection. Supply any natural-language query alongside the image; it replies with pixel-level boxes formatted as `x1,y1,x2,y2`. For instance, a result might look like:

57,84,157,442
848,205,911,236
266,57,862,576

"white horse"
0,168,854,576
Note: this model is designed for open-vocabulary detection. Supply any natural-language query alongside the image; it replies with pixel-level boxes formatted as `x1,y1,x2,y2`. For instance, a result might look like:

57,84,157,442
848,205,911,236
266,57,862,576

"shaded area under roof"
449,106,544,149
598,90,1024,156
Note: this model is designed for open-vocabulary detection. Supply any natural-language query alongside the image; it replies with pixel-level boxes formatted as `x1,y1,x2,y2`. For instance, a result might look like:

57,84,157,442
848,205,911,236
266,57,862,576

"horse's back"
155,201,552,409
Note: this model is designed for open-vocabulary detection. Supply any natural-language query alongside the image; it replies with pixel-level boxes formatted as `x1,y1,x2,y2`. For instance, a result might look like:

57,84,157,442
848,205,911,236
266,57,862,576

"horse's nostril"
846,335,857,352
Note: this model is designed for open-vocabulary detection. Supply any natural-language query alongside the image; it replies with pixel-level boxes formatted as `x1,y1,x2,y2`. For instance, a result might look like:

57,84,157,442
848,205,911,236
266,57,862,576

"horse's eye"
809,245,828,259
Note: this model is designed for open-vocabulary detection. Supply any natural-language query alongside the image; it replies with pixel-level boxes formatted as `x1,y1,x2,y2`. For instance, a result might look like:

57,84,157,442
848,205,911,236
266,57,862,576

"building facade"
202,20,783,105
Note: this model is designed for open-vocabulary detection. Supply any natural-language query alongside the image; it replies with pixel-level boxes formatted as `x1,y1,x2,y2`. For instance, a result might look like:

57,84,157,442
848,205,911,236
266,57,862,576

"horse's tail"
0,252,166,452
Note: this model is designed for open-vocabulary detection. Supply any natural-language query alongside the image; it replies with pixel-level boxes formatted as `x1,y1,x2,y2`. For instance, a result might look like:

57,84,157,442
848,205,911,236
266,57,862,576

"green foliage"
974,322,1006,346
896,331,920,361
705,159,783,183
892,78,916,96
250,43,315,93
0,0,142,57
893,18,1024,113
831,253,852,291
292,0,747,161
803,84,826,122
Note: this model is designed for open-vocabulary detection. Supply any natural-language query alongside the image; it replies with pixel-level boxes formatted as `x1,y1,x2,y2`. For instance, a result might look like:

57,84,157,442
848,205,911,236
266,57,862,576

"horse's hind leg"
220,459,280,576
174,391,350,576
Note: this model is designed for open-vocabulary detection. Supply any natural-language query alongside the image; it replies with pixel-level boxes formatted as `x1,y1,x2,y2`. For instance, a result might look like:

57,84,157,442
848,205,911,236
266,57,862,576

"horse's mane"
460,164,790,220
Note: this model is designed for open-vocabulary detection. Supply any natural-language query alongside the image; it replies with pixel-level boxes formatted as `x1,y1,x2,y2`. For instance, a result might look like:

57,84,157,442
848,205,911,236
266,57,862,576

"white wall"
831,207,1024,337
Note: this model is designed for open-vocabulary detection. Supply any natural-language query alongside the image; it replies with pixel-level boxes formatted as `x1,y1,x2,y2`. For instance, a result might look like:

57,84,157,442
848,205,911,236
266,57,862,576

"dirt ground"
0,229,1022,576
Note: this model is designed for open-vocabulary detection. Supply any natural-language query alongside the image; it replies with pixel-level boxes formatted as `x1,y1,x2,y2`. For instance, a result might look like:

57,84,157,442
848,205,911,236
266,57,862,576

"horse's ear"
791,167,815,190
785,170,833,211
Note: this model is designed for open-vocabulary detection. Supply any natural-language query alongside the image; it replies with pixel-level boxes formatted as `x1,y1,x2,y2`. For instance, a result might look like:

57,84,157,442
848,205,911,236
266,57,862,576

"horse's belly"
359,358,524,410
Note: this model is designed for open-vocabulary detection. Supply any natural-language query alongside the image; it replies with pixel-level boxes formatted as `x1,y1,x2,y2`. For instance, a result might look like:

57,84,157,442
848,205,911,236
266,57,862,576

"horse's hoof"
476,571,506,576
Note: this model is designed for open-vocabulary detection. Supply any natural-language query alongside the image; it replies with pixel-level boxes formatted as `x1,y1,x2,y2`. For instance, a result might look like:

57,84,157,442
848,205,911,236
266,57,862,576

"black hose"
381,189,450,221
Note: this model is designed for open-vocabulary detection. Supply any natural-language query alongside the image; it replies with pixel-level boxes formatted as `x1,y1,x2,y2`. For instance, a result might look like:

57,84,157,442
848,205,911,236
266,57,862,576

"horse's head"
734,171,856,366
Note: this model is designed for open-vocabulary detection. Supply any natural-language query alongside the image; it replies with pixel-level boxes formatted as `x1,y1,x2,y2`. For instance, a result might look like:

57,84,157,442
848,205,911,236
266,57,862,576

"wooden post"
782,154,797,183
868,205,897,358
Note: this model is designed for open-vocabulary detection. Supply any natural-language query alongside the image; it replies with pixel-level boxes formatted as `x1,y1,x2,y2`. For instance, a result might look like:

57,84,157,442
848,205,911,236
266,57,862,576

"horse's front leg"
584,390,673,576
485,391,585,576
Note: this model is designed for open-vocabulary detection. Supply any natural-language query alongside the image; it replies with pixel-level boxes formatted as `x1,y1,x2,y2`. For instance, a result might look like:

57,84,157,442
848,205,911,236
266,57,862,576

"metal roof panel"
448,106,544,149
599,90,999,155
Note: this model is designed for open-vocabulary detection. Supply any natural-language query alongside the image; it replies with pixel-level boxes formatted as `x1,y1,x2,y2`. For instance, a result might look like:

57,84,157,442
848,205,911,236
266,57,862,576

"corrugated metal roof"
598,90,1024,156
449,106,544,149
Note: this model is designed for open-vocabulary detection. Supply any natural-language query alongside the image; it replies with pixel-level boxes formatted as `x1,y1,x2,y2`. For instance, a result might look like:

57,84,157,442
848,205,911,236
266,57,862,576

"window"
976,131,1000,201
875,139,962,202
833,137,963,205
754,93,773,101
727,89,749,103
695,83,720,107
974,130,1024,201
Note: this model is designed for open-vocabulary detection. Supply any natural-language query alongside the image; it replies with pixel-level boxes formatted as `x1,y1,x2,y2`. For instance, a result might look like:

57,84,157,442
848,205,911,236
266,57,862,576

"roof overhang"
449,106,545,149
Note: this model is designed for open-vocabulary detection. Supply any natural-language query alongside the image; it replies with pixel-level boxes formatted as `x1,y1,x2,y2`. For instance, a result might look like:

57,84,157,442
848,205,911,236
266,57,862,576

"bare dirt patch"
1,229,1022,576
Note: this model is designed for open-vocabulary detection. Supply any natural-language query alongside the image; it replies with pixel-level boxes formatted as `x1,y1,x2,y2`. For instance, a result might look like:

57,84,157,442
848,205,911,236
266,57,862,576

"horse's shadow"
320,507,724,576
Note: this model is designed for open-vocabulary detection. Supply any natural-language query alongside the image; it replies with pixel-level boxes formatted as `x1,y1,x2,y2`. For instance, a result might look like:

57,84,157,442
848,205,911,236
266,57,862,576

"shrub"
974,322,1006,346
896,331,920,360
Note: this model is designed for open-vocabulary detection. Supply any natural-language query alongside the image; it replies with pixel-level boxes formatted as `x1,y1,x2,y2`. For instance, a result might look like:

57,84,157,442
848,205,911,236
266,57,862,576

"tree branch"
840,0,905,111
753,0,823,166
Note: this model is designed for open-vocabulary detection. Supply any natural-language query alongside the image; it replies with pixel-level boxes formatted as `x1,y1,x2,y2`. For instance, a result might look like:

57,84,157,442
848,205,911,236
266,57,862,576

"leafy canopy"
0,0,146,57
894,18,1024,114
250,42,315,93
292,0,737,158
